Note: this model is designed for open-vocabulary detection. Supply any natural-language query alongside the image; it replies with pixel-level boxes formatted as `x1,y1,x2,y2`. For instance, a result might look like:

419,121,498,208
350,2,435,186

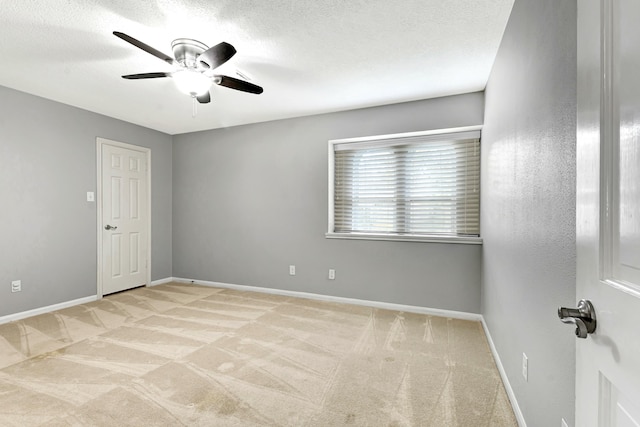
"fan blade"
197,91,211,104
214,75,263,94
113,31,175,65
122,72,171,79
198,42,236,70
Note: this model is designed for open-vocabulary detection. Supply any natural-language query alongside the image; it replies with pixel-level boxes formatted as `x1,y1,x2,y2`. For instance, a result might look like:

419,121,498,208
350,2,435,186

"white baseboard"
150,277,177,286
0,275,175,324
481,318,527,427
170,277,483,321
0,295,99,326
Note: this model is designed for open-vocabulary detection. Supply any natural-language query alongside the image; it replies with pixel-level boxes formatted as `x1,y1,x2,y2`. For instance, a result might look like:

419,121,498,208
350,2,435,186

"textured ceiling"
0,0,514,135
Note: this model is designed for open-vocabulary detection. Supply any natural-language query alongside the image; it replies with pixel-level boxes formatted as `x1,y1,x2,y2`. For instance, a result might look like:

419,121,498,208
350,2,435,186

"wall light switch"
87,192,95,202
11,280,21,293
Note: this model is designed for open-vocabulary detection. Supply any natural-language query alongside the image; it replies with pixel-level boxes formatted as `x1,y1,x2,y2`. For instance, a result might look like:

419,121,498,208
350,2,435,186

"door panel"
111,177,121,219
130,232,140,273
576,0,640,425
100,141,149,295
600,373,640,427
130,178,139,219
616,0,640,287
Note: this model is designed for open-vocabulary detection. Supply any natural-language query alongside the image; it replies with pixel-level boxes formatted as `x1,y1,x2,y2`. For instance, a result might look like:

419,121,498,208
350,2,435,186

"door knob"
558,299,596,339
104,224,118,230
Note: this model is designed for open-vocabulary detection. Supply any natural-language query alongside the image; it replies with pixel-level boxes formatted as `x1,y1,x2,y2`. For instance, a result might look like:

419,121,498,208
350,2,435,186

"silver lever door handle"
104,224,118,230
558,299,596,339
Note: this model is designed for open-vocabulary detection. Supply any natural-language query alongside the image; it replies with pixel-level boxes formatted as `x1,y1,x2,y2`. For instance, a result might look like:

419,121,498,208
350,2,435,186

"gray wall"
481,1,576,426
173,93,483,313
0,86,173,317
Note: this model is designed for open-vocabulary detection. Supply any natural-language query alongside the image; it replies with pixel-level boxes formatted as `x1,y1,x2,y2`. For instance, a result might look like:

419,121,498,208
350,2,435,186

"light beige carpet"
0,283,517,426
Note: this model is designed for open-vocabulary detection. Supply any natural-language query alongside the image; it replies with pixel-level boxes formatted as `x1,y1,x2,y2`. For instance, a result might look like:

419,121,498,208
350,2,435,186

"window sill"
325,232,483,245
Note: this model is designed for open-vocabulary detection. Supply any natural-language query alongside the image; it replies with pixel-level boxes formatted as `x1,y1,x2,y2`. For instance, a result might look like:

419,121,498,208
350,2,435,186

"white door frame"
96,137,151,298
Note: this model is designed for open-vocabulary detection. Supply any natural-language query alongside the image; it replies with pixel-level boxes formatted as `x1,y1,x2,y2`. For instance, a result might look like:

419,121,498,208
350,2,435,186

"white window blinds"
331,130,480,238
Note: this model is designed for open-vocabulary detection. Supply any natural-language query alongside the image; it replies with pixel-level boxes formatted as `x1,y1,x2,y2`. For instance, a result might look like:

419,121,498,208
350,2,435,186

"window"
327,127,481,243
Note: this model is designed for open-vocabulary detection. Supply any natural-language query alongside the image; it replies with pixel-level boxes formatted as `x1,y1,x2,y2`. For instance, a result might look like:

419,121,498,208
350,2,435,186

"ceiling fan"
113,31,263,104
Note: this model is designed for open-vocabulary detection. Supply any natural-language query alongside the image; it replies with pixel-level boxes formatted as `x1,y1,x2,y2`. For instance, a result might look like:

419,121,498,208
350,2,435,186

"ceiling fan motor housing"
171,38,209,69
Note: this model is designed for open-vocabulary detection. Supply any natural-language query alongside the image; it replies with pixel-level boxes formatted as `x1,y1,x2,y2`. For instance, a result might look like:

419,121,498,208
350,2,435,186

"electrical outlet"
561,418,568,427
522,353,528,381
328,269,336,280
289,265,296,276
11,280,21,293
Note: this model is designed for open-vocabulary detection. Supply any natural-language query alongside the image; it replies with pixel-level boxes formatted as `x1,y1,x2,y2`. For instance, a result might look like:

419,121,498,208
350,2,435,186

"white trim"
326,232,483,245
328,125,483,145
0,295,98,326
150,277,177,286
481,318,527,427
327,140,335,234
172,277,483,321
96,137,152,299
332,130,482,152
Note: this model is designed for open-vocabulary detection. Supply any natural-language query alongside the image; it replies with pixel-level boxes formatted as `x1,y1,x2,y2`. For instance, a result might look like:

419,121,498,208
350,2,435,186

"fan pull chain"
191,95,197,118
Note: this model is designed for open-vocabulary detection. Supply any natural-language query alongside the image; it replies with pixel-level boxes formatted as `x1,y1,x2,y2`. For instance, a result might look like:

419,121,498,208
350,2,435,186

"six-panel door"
101,143,149,295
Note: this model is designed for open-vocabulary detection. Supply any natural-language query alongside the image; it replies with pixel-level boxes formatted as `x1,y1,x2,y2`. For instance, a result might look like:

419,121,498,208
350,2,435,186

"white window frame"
327,126,483,244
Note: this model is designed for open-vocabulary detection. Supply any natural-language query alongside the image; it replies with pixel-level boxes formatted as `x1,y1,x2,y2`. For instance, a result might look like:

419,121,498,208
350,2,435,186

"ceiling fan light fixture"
113,32,263,99
173,69,211,96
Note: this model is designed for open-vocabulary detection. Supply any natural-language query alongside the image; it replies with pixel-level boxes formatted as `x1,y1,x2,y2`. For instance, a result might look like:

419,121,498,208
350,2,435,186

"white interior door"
98,139,150,296
576,0,640,425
